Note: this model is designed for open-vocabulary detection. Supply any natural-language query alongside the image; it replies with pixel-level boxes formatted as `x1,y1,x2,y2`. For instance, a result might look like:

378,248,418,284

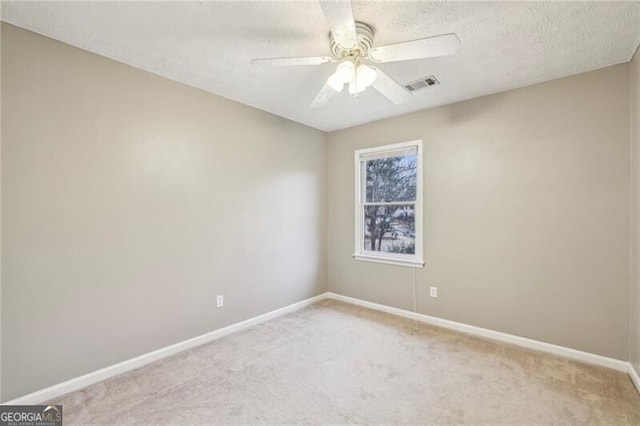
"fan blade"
371,68,412,105
368,33,460,63
319,0,357,49
311,83,338,108
251,56,333,66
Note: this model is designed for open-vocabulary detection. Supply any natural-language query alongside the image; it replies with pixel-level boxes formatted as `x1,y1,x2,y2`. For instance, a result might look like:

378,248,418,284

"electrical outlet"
216,295,224,308
430,287,438,298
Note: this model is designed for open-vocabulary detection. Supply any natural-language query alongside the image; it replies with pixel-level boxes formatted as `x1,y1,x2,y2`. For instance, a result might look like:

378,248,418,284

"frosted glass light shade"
327,73,345,92
349,64,378,94
326,61,377,95
336,61,356,82
327,60,357,92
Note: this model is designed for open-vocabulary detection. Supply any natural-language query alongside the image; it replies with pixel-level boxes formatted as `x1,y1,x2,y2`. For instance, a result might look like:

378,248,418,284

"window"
354,140,424,267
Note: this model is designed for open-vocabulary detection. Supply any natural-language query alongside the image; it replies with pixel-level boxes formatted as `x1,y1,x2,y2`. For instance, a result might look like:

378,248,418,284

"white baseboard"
3,292,328,405
629,363,640,395
326,292,629,372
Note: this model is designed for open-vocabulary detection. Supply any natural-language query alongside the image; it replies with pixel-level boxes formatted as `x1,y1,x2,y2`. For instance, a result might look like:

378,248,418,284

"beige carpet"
50,299,640,425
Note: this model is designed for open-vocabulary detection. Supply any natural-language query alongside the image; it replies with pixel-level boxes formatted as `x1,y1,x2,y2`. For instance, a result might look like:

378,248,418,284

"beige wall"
630,47,640,376
1,23,327,401
0,15,3,404
328,64,630,360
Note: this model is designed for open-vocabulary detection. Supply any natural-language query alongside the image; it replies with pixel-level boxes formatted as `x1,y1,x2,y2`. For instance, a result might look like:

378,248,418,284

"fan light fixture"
250,0,461,108
326,60,377,95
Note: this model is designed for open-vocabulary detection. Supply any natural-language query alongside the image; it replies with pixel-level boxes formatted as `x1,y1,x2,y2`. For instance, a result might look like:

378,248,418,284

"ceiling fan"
250,0,460,108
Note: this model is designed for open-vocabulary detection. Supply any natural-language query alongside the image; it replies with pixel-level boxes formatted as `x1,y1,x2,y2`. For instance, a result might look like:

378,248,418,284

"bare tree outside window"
363,153,417,254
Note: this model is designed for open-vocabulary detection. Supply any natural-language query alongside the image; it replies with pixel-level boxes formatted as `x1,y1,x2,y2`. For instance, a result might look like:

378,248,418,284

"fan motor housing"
330,22,374,60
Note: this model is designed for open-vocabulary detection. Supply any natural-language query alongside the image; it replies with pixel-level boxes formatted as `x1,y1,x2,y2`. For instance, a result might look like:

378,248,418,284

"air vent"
404,76,440,92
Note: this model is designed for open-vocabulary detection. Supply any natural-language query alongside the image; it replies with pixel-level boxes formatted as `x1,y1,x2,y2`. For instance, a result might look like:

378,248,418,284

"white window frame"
353,140,424,268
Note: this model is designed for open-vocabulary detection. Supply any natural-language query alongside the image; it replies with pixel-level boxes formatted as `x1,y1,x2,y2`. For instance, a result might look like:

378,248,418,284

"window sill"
353,253,425,268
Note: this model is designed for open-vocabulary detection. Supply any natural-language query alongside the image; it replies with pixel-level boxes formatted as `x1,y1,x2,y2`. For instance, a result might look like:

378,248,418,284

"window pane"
365,152,417,203
364,205,415,254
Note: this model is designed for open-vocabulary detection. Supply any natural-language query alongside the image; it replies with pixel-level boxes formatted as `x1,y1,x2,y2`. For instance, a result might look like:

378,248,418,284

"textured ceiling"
2,1,640,131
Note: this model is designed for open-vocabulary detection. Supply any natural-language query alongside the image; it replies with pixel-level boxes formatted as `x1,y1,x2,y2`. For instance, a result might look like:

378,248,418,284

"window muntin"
354,141,424,267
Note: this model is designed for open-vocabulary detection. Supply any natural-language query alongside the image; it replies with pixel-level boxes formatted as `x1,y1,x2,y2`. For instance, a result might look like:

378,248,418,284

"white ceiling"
2,1,640,132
